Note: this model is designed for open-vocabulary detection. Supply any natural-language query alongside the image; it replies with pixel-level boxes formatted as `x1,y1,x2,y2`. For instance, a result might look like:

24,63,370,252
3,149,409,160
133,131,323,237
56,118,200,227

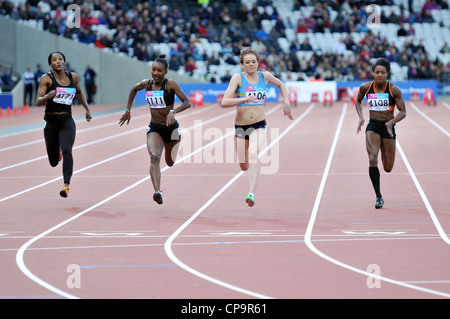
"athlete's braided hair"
154,54,169,70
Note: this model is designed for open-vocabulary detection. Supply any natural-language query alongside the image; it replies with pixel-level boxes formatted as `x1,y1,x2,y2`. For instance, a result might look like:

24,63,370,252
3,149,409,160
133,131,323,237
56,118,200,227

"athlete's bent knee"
384,165,393,173
166,160,175,167
49,160,59,167
239,163,249,171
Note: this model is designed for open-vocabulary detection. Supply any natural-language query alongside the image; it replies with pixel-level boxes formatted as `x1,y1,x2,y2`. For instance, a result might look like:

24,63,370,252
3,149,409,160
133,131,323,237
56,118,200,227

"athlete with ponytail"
119,55,191,205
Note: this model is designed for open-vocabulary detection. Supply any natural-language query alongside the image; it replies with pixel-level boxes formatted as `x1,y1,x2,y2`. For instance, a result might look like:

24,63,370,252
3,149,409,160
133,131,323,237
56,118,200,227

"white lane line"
304,103,450,299
15,103,284,299
0,105,217,152
0,105,134,139
0,105,217,170
442,101,450,110
164,103,316,299
3,234,448,253
0,145,145,203
396,141,450,246
409,102,450,137
0,106,234,202
15,122,238,299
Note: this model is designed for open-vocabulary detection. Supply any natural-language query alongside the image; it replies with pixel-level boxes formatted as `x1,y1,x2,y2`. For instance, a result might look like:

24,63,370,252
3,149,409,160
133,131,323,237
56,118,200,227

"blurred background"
1,0,449,108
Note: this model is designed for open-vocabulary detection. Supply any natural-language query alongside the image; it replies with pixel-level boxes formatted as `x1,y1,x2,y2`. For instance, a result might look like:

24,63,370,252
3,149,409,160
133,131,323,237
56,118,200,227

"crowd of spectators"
0,66,15,92
1,0,449,89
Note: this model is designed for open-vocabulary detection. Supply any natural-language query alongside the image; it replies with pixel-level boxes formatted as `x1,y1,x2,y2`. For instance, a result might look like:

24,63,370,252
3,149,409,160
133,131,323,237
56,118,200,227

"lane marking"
0,105,221,170
14,103,284,299
0,104,215,153
396,141,450,245
304,103,450,298
80,232,144,236
0,105,138,138
209,232,274,236
0,105,235,202
442,101,450,110
3,234,449,253
409,102,450,137
15,125,238,299
342,231,407,235
80,264,177,269
164,103,316,299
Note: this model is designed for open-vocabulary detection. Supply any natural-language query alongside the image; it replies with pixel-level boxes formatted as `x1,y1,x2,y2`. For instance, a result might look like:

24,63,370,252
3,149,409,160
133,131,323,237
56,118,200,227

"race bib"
245,85,266,105
146,90,166,109
367,93,390,111
53,87,76,105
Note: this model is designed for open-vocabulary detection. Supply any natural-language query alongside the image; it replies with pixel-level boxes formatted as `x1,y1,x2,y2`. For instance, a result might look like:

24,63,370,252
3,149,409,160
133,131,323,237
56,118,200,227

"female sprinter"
36,51,92,198
221,47,293,207
355,58,406,208
119,55,191,205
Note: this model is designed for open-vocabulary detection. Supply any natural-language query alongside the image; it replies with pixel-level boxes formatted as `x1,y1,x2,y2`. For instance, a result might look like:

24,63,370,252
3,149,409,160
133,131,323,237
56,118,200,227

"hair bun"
159,54,166,59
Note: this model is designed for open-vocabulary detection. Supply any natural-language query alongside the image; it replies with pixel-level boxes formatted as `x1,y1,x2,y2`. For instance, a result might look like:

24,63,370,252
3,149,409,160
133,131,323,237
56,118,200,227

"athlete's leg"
44,121,61,167
235,136,249,171
247,128,267,195
147,132,165,193
59,117,76,185
366,131,381,167
380,138,396,173
366,131,383,200
164,139,181,167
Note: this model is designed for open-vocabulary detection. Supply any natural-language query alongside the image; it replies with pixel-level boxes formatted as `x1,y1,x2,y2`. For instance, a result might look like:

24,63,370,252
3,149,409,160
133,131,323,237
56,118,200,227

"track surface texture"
0,100,449,301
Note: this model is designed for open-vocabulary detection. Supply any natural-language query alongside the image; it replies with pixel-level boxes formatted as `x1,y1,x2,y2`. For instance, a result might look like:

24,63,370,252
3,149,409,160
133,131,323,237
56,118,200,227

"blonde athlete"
221,47,293,207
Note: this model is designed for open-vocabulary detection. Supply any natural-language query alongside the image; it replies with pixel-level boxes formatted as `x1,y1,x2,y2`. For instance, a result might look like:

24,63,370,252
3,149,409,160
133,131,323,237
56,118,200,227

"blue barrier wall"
132,80,437,106
134,83,282,105
336,80,437,101
2,80,437,109
0,94,13,110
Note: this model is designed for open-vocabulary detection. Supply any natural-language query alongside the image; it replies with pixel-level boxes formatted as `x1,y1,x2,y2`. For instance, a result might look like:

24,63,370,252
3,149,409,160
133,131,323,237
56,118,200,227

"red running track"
0,100,449,300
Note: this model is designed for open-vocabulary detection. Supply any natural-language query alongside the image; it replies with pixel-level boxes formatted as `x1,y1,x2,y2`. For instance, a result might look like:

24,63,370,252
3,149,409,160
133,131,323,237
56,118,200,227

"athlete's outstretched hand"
284,102,293,120
119,109,131,126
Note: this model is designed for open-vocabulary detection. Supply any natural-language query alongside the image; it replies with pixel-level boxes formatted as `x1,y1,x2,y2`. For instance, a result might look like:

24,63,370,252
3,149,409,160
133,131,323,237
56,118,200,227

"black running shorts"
147,121,181,143
365,119,396,139
235,119,267,140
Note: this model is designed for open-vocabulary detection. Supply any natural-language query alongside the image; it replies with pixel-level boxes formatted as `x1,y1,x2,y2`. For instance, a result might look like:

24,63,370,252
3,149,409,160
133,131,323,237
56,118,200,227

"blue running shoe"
375,197,384,209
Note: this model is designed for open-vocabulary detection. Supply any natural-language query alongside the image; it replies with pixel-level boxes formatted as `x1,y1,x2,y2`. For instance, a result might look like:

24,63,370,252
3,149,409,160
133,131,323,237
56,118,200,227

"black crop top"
145,78,175,108
45,71,76,114
365,81,396,111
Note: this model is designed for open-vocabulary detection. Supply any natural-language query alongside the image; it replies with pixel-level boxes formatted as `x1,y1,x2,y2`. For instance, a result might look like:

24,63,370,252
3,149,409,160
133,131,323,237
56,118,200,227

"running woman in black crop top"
36,51,92,198
119,55,191,205
355,58,406,209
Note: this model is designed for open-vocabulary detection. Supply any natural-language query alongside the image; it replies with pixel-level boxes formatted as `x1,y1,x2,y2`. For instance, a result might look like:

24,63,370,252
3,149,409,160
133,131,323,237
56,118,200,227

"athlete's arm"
36,74,55,106
355,82,370,134
166,80,191,126
264,71,293,120
386,84,406,137
221,74,256,107
72,72,92,122
119,79,148,126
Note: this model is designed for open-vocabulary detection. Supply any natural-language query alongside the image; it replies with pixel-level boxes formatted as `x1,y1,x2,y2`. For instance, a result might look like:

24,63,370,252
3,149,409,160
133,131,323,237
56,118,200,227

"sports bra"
365,81,396,111
45,71,76,114
235,72,267,107
145,79,175,109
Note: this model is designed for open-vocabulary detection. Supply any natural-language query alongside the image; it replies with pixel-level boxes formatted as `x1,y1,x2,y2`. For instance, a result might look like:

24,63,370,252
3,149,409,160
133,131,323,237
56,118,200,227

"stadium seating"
1,0,449,86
